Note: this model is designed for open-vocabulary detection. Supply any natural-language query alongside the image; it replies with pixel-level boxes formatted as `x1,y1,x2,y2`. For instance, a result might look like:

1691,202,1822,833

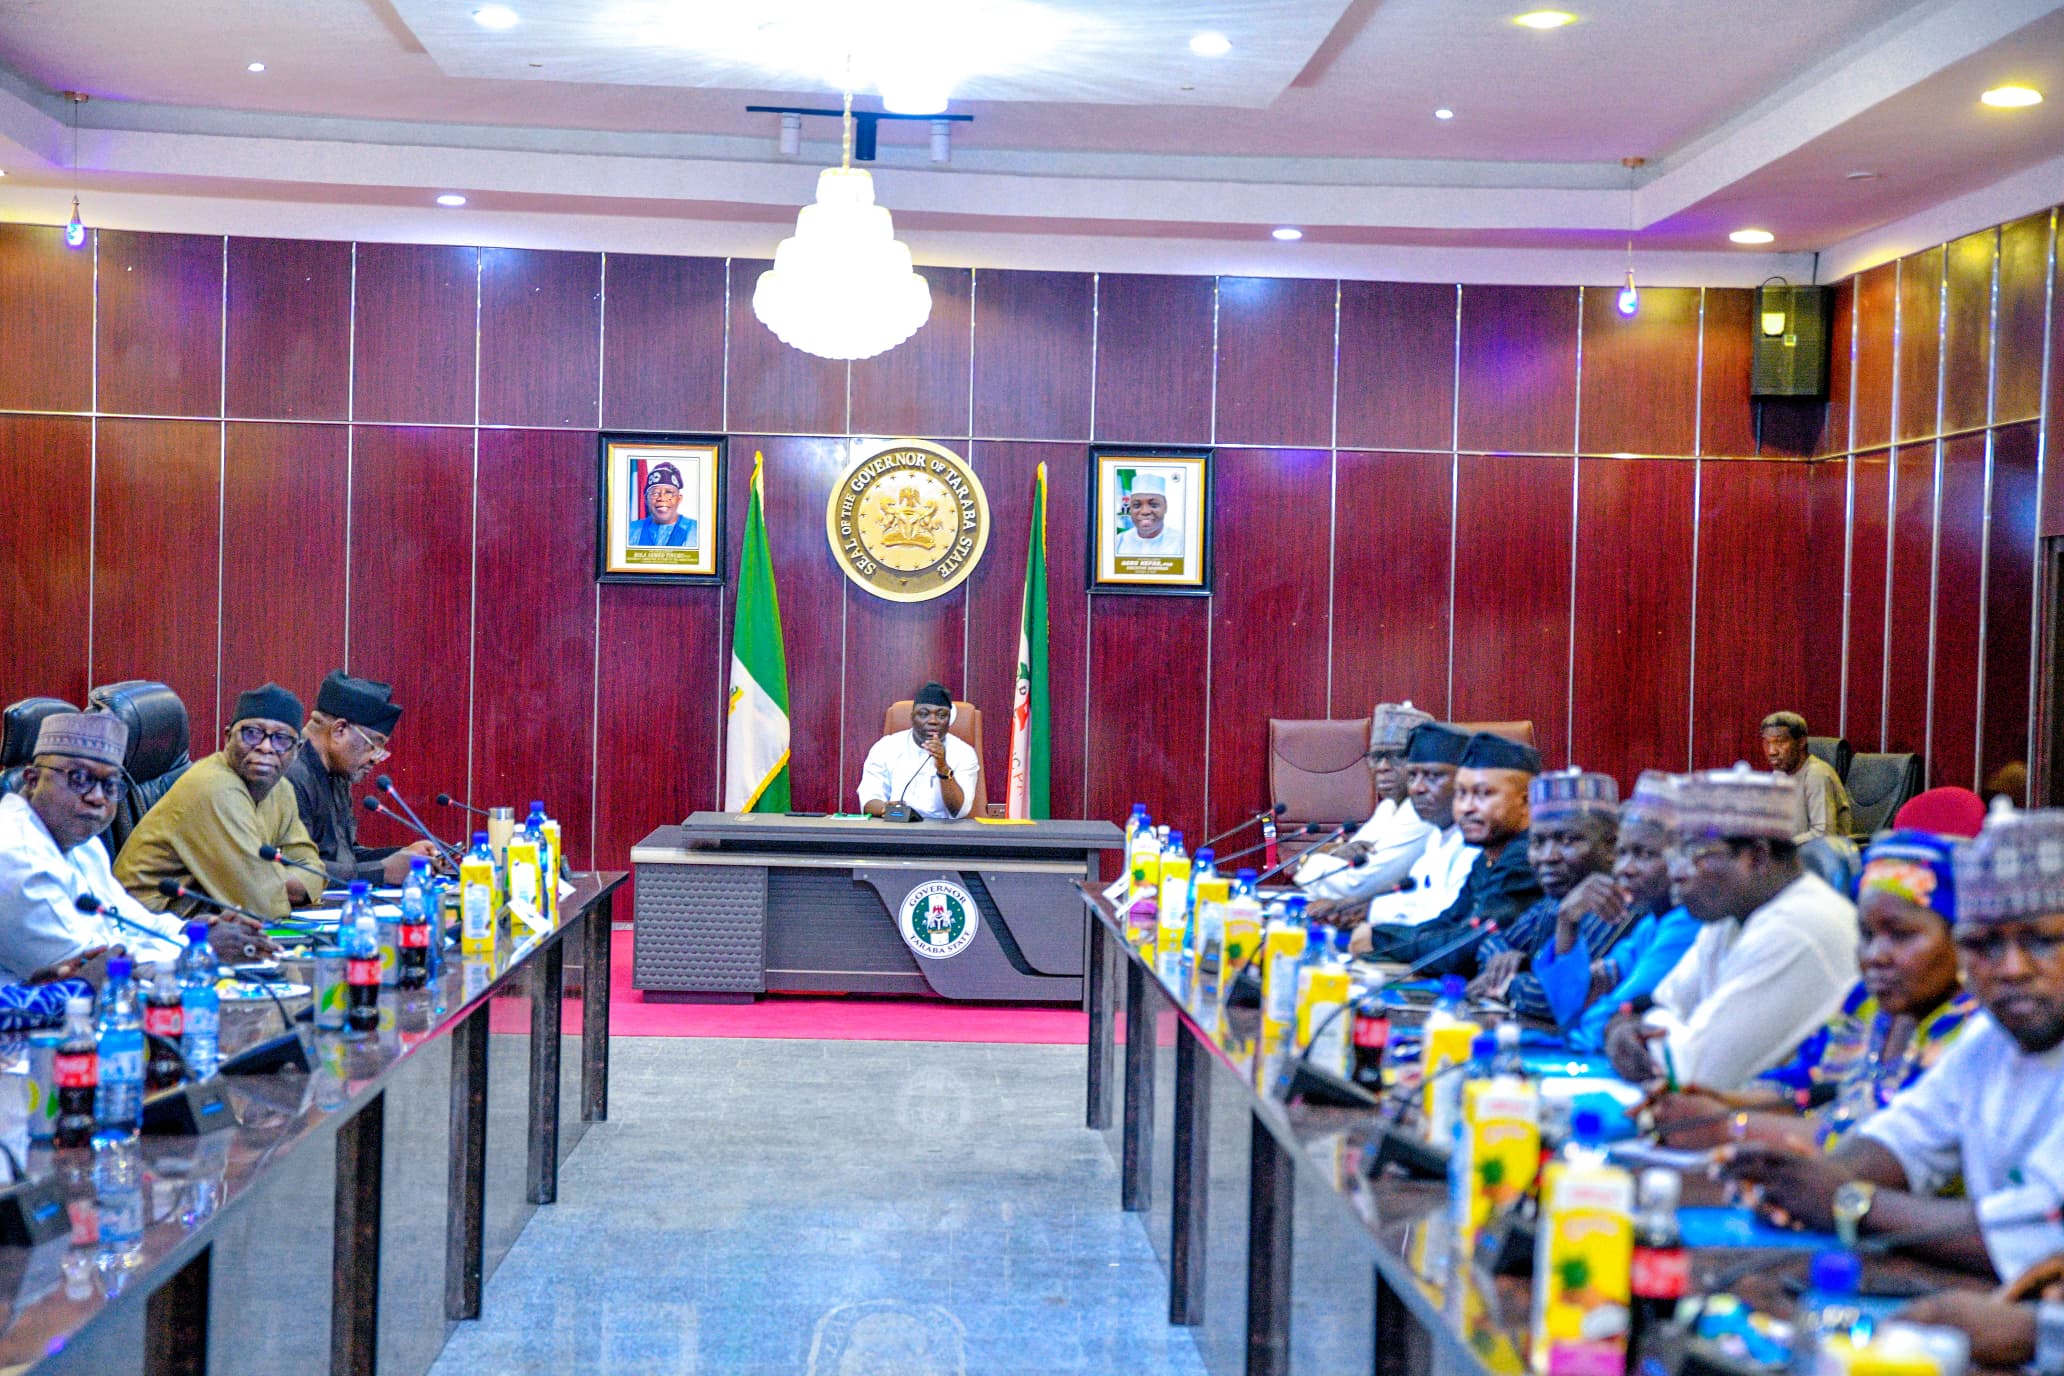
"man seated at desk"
858,681,979,822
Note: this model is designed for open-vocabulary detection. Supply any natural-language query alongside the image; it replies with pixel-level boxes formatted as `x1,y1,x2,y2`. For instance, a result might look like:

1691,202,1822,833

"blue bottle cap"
1335,928,1354,953
1196,847,1214,865
409,855,430,872
529,800,545,813
1809,1250,1862,1295
348,880,371,897
1307,924,1328,944
1131,803,1146,815
106,957,132,981
1284,896,1307,915
1440,974,1466,999
1571,1107,1605,1141
184,922,208,943
1472,1034,1498,1060
1237,868,1258,882
1168,830,1184,848
472,831,489,846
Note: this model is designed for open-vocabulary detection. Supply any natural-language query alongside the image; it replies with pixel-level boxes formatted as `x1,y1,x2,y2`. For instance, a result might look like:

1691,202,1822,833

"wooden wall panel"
725,260,846,436
1451,453,1573,764
470,429,598,863
1206,448,1332,833
0,224,93,413
1457,286,1578,455
218,423,346,724
1853,264,1898,450
1819,276,1855,458
1942,230,1997,436
1084,597,1209,839
1982,422,2040,793
593,582,723,871
600,254,725,434
1580,286,1699,456
96,232,222,418
1845,452,1892,751
840,582,969,807
1214,277,1335,449
1331,450,1452,717
352,243,478,426
1996,213,2051,426
971,271,1093,441
1896,249,1944,443
1929,433,1988,789
0,415,92,707
478,249,601,429
1700,288,1758,458
93,419,221,753
1690,461,1816,768
1337,280,1457,452
1882,443,1938,761
851,267,973,439
1570,458,1694,784
224,238,350,421
1802,459,1851,733
1093,274,1215,445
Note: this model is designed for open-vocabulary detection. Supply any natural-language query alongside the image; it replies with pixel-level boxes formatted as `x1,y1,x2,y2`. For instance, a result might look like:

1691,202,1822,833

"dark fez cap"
914,681,953,710
1404,723,1471,765
1459,732,1542,775
316,669,403,736
231,682,304,729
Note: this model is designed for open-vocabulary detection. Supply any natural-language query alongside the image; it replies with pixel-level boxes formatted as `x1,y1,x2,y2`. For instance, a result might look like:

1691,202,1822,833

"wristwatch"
2033,1299,2064,1376
1832,1180,1877,1250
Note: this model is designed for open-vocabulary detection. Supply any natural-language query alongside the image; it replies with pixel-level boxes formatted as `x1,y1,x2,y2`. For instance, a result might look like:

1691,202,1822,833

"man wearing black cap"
287,669,440,886
628,462,697,548
858,682,979,821
115,682,323,920
1331,722,1478,929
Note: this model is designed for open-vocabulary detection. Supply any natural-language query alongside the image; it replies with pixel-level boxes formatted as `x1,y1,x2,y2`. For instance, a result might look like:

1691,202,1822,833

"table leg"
144,1244,210,1376
445,1004,488,1322
331,1091,385,1376
1121,959,1155,1213
1246,1113,1294,1376
527,939,564,1206
1374,1264,1415,1376
1086,919,1115,1131
582,893,613,1123
1169,1024,1211,1326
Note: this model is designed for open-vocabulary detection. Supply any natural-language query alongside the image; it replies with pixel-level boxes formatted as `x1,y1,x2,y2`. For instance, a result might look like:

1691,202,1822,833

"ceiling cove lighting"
1730,228,1776,245
1434,107,1455,120
472,5,521,30
1272,227,1303,241
1189,31,1232,56
1981,84,2043,108
1513,11,1576,29
435,193,468,207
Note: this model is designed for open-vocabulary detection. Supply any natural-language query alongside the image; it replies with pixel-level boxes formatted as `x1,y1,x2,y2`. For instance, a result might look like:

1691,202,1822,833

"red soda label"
54,1051,95,1089
347,957,381,985
1630,1245,1690,1299
399,923,430,948
144,1004,183,1038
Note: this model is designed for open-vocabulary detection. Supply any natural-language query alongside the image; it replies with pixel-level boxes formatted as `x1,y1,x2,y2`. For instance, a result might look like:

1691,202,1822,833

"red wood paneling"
1983,423,2040,792
1883,443,1938,761
1580,286,1699,456
599,253,724,433
726,259,847,436
1337,280,1457,452
0,415,92,706
964,442,1090,816
478,249,600,429
1084,596,1210,839
1819,277,1855,458
1331,450,1452,717
1929,433,1987,789
1996,213,2051,426
1452,453,1573,764
224,238,350,421
347,426,475,842
93,419,221,753
1845,452,1892,751
1457,285,1578,455
1941,230,1997,436
218,423,346,722
1093,274,1215,445
851,267,974,440
1802,459,1850,733
0,224,93,413
96,232,222,418
1896,249,1944,443
352,242,478,426
972,271,1094,441
593,582,723,869
1206,448,1332,833
1853,264,1898,451
1214,277,1335,449
1700,288,1758,458
1690,460,1817,768
1570,458,1694,784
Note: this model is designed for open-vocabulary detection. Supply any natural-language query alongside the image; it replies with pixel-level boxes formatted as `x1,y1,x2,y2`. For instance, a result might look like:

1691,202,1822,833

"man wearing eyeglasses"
115,683,323,920
286,670,438,886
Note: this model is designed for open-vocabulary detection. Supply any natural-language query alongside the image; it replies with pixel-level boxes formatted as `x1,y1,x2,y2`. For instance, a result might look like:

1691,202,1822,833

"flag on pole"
1006,462,1052,820
724,452,792,812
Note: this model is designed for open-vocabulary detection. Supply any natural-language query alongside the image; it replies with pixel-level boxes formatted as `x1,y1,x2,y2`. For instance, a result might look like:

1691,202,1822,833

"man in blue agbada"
628,461,697,548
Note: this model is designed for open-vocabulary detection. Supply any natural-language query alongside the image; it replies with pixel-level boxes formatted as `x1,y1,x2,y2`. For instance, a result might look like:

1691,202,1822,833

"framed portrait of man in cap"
1090,446,1211,594
596,433,725,583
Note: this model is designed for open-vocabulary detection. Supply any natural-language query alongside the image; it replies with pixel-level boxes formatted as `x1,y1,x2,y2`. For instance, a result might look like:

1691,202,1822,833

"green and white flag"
724,452,791,812
1006,462,1051,819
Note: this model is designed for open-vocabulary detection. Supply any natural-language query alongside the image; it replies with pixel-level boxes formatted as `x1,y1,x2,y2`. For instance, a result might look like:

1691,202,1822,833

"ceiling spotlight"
1729,228,1775,245
1189,31,1232,57
1981,84,2043,108
246,62,266,73
1434,107,1455,120
1272,227,1303,241
1513,11,1576,29
471,5,520,30
1845,170,1882,181
436,193,468,207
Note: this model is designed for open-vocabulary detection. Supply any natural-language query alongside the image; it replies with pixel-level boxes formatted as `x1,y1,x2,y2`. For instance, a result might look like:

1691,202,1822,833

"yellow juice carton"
540,817,563,923
1128,834,1161,905
1154,853,1191,985
1421,1016,1481,1136
507,836,545,931
1295,965,1353,1076
1529,1143,1633,1376
459,848,498,955
1256,920,1308,1085
1455,1077,1541,1235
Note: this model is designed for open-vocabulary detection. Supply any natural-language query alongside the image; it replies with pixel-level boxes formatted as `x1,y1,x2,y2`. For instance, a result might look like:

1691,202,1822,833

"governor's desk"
630,812,1122,1003
0,872,623,1376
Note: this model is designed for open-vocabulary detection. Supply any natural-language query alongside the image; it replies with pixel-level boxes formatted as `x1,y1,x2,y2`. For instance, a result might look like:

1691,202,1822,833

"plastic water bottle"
1790,1251,1866,1376
398,857,433,989
344,881,382,1035
92,1132,144,1248
1493,1020,1527,1078
93,957,145,1136
177,921,220,1081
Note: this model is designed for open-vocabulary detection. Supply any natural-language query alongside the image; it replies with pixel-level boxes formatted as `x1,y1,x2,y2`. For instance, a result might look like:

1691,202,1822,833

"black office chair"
88,681,192,857
1807,735,1854,783
1846,752,1923,840
1,697,79,794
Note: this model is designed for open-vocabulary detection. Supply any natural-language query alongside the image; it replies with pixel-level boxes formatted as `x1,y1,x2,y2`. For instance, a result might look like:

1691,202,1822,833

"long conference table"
0,871,624,1376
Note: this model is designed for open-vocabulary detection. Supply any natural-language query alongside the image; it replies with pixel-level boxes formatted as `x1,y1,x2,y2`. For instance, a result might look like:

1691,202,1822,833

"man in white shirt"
1604,763,1857,1091
1296,701,1436,902
1113,473,1182,557
1344,722,1479,933
858,681,980,822
1725,801,2064,1281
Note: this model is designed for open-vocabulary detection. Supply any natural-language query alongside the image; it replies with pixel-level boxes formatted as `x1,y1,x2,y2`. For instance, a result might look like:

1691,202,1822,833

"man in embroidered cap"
1762,711,1853,842
115,682,318,923
287,669,440,886
858,681,980,821
1725,801,2064,1281
628,461,697,548
1114,471,1181,557
1604,763,1856,1091
1336,722,1480,930
1297,701,1436,903
1464,768,1621,1013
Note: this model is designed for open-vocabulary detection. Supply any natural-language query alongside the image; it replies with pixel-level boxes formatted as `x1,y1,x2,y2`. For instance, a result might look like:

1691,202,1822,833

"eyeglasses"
41,764,129,803
1954,926,2064,963
348,724,391,762
1667,839,1738,869
234,724,300,754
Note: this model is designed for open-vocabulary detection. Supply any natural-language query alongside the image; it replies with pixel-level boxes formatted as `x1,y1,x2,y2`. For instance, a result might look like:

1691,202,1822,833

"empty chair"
1,697,79,794
87,681,192,857
1846,752,1924,841
1449,720,1538,750
1268,717,1376,855
882,698,986,813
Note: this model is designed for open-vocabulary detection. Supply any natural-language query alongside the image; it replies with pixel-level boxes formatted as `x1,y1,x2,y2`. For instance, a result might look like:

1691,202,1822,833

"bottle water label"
99,1048,142,1087
181,1000,218,1039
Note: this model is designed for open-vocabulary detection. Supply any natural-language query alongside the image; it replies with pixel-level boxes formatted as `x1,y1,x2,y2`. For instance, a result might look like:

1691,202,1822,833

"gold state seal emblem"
827,440,991,602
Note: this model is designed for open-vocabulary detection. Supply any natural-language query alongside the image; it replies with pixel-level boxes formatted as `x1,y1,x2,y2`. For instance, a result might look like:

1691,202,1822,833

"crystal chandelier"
753,88,932,361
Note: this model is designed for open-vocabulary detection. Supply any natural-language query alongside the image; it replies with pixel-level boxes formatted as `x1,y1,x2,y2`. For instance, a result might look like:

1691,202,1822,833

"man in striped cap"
1296,700,1435,902
1465,767,1621,1014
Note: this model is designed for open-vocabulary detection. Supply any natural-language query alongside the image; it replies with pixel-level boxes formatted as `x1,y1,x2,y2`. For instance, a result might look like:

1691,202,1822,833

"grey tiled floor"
428,1036,1208,1376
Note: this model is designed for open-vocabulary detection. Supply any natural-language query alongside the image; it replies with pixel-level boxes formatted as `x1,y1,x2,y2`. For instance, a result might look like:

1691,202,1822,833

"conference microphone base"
881,803,922,824
142,1078,238,1136
220,1030,312,1077
0,1176,68,1248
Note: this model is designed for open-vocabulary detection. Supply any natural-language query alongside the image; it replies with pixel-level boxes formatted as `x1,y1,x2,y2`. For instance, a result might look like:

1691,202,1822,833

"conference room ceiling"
0,0,2059,263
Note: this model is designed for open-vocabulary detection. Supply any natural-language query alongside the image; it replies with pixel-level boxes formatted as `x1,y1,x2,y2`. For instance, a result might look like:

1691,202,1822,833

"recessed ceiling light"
1513,11,1576,29
1272,227,1303,241
1434,107,1455,120
246,62,266,73
1189,31,1232,57
436,193,468,208
472,5,520,30
1981,84,2042,108
1729,228,1775,245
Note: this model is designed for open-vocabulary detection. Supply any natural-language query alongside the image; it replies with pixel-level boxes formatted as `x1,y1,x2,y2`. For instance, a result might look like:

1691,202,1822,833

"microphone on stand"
72,894,183,949
1215,823,1325,867
436,793,492,819
363,796,463,865
1252,825,1349,886
1368,916,1503,986
258,844,330,885
152,880,270,927
1196,802,1289,853
376,776,454,854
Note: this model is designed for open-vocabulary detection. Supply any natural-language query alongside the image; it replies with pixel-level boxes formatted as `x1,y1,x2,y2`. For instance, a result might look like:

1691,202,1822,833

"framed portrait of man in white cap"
1090,446,1211,593
596,433,725,583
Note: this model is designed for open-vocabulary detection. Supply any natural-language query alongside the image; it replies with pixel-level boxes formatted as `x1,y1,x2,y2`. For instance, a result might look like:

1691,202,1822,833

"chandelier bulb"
65,196,85,249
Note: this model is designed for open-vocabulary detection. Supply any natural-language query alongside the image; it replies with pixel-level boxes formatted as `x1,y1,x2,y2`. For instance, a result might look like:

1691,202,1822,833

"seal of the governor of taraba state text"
899,879,980,960
826,440,991,603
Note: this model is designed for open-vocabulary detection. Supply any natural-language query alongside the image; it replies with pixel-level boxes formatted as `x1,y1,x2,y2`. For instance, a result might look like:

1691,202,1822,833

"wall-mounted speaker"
1751,283,1834,399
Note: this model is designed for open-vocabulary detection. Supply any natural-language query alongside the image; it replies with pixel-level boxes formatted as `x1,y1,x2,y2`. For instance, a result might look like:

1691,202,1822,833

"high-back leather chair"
88,681,192,857
1268,718,1376,843
1,697,78,794
1808,736,1854,783
882,700,986,813
1846,752,1923,841
1449,720,1538,750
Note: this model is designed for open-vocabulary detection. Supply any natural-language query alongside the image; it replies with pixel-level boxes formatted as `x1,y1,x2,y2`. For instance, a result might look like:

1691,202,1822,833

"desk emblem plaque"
899,879,979,960
827,440,990,602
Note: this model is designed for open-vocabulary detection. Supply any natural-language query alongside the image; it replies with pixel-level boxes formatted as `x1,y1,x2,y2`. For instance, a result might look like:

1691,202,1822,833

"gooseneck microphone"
153,880,270,928
257,844,329,883
1251,825,1349,886
1215,823,1325,867
364,795,463,865
376,776,453,854
436,793,492,819
1196,802,1289,853
72,893,182,948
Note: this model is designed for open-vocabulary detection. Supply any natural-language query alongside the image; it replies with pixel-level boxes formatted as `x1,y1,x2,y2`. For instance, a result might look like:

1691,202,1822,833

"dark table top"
636,812,1122,861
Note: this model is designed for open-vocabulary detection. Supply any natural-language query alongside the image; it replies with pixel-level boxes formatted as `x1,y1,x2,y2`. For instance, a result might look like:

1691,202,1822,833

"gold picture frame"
596,433,724,584
1090,447,1212,594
